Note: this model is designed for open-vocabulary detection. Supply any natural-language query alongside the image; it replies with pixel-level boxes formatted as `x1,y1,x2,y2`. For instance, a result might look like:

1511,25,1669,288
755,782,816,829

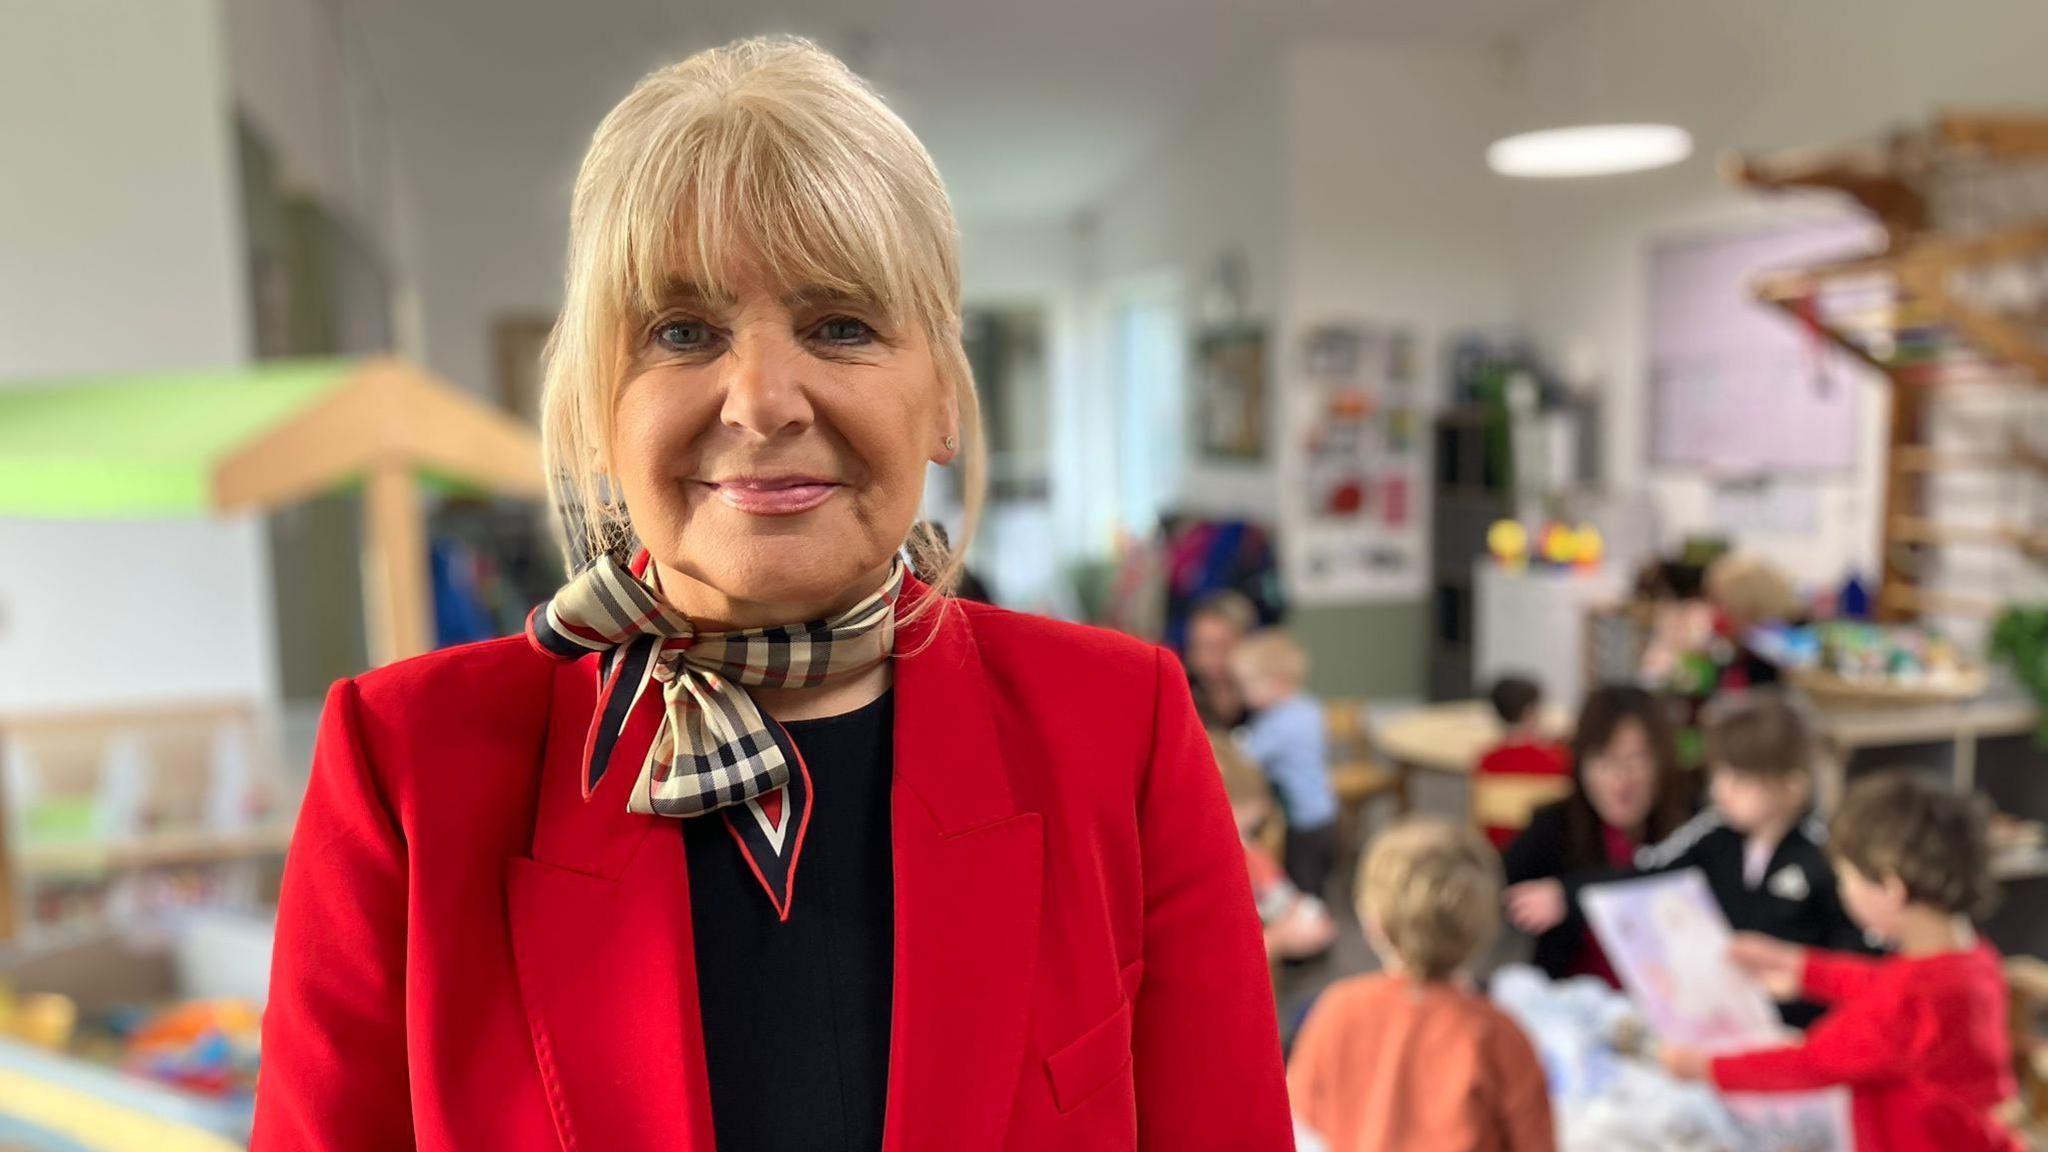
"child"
1211,732,1337,962
1476,676,1570,849
1289,818,1555,1152
1231,629,1340,899
1634,691,1867,1022
1661,771,2022,1152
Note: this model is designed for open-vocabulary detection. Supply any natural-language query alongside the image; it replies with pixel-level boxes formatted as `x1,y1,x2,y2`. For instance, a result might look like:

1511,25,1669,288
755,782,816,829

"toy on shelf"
1488,518,1605,572
1751,620,1987,706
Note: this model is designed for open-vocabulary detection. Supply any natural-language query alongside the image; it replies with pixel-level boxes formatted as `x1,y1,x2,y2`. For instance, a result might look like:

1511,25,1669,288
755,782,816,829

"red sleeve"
1711,984,1909,1092
252,679,416,1150
1800,948,1887,1005
1131,648,1294,1150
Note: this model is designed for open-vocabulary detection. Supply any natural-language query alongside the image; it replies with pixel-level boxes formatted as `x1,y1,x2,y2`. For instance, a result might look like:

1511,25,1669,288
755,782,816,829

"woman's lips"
706,476,841,515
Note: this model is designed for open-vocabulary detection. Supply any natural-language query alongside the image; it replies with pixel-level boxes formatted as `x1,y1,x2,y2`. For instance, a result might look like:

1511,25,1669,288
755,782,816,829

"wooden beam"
1936,111,2048,160
2013,433,2048,477
1879,583,2003,618
1892,517,2048,551
0,735,14,942
1890,447,2013,473
363,463,432,665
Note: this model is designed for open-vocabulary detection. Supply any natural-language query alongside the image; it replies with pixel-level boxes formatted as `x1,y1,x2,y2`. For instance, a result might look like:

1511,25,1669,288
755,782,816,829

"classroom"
1,2,2045,1149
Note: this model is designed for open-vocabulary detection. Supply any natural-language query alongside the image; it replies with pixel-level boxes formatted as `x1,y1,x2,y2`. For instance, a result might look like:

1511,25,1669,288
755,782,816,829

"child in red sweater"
1660,771,2022,1152
1475,676,1569,850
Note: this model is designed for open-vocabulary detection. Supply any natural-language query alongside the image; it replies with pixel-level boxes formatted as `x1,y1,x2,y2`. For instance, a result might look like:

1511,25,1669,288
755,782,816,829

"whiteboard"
1648,217,1884,474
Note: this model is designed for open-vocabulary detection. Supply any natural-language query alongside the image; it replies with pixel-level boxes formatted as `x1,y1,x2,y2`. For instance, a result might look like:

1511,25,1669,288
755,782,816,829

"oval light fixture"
1486,123,1694,178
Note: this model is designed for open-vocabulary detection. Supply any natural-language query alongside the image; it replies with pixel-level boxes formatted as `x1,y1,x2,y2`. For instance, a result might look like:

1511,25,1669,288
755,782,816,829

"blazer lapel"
505,657,714,1152
883,591,1046,1151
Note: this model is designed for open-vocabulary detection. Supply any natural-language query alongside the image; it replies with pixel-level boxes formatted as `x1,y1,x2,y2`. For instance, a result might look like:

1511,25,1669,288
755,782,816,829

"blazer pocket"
1045,998,1134,1115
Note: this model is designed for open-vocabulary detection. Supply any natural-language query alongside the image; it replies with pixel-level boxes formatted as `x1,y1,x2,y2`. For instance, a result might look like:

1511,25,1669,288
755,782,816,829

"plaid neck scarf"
526,550,903,830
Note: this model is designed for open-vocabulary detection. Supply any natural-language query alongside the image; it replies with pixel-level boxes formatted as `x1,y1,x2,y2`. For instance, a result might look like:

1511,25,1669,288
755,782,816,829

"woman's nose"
718,328,814,439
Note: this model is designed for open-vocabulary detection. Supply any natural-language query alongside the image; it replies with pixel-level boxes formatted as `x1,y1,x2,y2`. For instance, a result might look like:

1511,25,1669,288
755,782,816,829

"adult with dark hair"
1500,685,1696,984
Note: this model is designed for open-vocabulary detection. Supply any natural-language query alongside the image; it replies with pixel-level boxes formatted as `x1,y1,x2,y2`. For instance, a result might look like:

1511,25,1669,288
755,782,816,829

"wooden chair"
1470,773,1574,843
1324,699,1408,877
2007,955,2048,1140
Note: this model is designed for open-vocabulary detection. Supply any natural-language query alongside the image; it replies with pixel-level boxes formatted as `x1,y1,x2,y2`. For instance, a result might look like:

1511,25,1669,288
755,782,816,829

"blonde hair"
539,35,984,612
1360,817,1502,981
1231,628,1308,692
1704,553,1801,627
1209,731,1272,811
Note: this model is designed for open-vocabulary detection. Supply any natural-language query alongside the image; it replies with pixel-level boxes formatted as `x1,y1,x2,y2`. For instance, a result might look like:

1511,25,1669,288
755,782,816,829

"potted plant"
1989,604,2048,744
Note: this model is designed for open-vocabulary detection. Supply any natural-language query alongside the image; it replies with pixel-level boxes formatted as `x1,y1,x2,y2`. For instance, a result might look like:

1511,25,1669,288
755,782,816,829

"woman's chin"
683,533,888,610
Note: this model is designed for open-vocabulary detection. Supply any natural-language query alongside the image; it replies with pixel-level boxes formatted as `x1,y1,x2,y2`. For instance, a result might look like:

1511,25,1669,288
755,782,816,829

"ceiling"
341,0,1579,224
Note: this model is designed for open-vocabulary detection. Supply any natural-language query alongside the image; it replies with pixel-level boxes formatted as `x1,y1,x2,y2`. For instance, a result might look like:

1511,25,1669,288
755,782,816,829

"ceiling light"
1486,124,1694,178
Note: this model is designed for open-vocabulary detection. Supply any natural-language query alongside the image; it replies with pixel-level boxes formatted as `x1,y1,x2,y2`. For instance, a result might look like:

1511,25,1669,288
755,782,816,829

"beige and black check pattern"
528,553,904,818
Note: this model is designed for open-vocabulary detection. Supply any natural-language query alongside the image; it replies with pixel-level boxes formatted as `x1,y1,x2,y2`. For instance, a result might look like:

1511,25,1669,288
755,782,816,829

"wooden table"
1372,700,1572,776
1799,690,2043,881
1371,701,1574,829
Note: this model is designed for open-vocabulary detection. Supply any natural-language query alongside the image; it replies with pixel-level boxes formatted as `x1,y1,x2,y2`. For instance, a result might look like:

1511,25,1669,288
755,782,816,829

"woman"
253,38,1290,1152
1500,685,1694,984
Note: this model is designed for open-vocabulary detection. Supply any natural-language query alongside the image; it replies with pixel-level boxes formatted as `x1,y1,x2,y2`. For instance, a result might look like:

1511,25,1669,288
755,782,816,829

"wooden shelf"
1995,844,2048,882
1890,517,2048,552
1877,583,2004,618
18,823,294,880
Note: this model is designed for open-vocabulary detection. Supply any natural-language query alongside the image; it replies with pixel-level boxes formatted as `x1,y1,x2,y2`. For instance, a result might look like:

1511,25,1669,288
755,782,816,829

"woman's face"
610,263,957,626
1581,717,1659,833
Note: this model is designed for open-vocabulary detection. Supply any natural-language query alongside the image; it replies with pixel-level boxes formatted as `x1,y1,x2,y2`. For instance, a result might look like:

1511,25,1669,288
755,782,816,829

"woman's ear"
931,389,961,467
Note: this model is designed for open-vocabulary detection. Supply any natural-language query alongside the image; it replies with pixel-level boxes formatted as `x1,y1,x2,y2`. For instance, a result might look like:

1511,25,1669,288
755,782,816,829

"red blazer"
253,589,1294,1151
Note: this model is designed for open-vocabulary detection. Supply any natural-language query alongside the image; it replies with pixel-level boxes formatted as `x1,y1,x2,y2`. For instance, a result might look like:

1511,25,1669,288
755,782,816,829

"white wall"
220,0,423,352
0,519,278,712
1281,39,1521,603
0,0,282,714
1076,59,1287,543
0,0,248,380
1504,0,2048,590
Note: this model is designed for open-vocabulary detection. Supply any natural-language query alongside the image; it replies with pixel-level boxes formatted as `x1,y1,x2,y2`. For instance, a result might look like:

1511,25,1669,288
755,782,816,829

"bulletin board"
1648,217,1884,474
1282,321,1426,603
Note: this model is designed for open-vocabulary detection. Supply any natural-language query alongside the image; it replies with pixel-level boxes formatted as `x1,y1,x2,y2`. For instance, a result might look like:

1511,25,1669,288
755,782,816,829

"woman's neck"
645,557,900,722
649,558,896,633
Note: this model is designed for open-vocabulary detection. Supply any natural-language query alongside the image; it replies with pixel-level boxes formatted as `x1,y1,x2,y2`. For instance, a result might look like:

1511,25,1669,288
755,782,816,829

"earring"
943,434,957,452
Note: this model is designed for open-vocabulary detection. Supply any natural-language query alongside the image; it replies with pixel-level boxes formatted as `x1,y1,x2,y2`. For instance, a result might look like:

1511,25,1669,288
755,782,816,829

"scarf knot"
525,552,905,819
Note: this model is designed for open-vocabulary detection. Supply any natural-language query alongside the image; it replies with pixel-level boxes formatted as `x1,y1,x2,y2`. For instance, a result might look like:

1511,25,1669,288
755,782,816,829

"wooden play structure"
0,357,547,663
1728,111,2048,621
0,358,546,944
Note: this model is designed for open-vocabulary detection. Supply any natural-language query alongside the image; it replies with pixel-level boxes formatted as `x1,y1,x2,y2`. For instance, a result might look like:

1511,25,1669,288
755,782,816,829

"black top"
684,690,895,1152
1630,809,1873,1026
1502,801,1617,981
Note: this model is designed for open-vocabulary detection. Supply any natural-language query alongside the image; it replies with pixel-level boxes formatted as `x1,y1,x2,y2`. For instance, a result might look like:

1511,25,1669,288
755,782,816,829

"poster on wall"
1284,321,1426,603
1194,325,1268,461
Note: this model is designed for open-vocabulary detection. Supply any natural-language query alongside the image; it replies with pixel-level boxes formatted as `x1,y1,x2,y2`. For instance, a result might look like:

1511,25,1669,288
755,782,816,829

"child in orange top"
1660,772,2022,1152
1288,817,1555,1152
1475,677,1569,850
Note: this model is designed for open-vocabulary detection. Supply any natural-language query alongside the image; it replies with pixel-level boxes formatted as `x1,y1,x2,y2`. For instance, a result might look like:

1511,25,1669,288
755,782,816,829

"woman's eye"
654,320,713,351
815,316,876,345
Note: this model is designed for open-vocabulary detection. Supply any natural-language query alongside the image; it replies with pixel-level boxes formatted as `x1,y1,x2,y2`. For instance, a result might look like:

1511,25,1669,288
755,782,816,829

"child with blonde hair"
1288,818,1555,1152
1231,628,1339,899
